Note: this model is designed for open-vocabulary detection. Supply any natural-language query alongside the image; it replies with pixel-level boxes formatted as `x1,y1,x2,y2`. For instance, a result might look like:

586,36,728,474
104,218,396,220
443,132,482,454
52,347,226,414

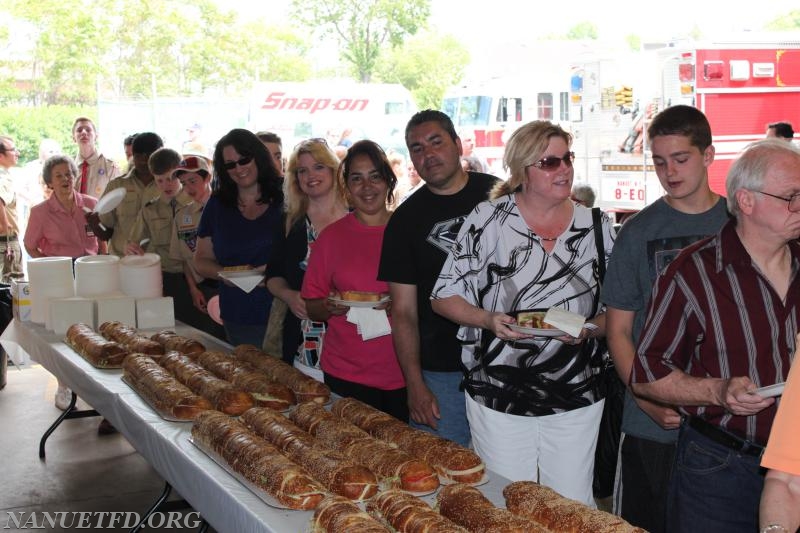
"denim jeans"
409,370,471,447
666,421,764,533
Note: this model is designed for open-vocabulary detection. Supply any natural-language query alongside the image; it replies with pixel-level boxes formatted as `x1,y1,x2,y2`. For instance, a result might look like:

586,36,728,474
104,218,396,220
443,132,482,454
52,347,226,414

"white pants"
465,393,604,507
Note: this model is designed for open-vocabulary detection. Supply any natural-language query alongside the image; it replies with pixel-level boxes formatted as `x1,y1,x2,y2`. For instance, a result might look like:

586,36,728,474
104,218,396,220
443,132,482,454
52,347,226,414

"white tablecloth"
0,319,511,533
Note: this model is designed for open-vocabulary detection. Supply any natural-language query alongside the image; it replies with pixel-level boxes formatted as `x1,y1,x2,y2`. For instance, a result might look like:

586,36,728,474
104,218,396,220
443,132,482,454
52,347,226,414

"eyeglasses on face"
222,155,254,171
753,190,800,212
1,146,19,154
527,151,575,171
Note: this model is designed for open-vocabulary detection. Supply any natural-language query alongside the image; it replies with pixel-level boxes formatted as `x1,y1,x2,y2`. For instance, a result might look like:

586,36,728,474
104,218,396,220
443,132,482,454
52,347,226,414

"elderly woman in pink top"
24,154,108,417
24,155,106,258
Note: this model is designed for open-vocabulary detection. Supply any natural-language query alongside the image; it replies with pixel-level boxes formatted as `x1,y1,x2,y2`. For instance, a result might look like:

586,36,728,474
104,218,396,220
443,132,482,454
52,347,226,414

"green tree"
375,30,468,109
766,10,800,30
625,34,641,52
566,21,598,40
238,21,313,85
5,0,114,105
290,0,431,82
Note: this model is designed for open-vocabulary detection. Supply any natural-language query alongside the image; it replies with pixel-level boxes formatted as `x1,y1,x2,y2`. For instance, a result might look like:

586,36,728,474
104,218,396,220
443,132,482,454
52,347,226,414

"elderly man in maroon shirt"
631,139,800,533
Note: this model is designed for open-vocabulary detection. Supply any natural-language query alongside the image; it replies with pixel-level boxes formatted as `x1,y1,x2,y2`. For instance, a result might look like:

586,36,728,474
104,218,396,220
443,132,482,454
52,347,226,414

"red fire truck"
570,35,800,216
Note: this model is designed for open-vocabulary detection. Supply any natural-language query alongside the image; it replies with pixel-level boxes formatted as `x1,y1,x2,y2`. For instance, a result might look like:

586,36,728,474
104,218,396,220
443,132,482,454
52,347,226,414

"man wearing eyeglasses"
601,105,729,532
630,138,800,533
0,136,23,281
378,110,499,448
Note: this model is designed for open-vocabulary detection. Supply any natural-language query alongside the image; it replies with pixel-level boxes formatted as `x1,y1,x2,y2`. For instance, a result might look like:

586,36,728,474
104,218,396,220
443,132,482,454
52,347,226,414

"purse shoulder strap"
592,207,606,284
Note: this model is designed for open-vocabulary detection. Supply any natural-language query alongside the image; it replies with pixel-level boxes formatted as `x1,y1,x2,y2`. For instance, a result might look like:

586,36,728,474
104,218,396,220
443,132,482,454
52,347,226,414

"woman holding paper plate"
431,121,616,506
301,140,407,421
194,129,283,347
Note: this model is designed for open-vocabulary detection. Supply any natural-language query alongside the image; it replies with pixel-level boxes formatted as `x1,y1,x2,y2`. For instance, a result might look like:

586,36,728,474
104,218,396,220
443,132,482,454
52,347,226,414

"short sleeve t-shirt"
378,172,498,372
761,356,800,475
197,195,281,325
601,197,730,442
301,213,404,390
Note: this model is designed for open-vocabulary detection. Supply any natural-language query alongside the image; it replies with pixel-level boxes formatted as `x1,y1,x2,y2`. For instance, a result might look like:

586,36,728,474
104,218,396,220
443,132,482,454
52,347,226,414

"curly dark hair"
212,128,283,208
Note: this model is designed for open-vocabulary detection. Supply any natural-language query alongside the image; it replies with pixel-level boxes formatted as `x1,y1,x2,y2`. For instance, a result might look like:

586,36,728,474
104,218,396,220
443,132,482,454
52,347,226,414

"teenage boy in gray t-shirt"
601,105,729,533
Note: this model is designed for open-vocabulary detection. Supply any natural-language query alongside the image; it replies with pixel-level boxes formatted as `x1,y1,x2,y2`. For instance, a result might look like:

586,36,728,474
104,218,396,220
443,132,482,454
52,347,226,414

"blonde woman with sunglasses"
431,120,616,506
194,129,284,347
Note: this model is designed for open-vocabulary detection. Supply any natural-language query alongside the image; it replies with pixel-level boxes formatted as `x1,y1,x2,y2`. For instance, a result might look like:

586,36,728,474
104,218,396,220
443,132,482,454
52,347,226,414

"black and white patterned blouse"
432,194,616,416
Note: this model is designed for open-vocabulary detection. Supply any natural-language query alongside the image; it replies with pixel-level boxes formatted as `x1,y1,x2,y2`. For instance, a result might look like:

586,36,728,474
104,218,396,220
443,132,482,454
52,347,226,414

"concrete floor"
0,361,215,532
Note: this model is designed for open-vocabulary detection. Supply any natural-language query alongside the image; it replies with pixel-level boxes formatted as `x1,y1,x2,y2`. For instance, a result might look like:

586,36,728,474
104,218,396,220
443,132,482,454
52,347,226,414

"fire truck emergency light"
703,61,724,81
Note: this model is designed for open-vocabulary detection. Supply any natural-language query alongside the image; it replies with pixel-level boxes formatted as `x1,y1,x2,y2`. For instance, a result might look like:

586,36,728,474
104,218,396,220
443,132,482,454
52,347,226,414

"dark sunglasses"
529,151,575,171
222,155,254,170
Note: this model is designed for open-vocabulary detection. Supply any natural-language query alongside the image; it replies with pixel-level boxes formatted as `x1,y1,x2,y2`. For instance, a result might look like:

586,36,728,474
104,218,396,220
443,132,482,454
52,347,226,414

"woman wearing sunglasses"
301,140,407,421
266,138,348,371
431,121,616,506
194,128,283,346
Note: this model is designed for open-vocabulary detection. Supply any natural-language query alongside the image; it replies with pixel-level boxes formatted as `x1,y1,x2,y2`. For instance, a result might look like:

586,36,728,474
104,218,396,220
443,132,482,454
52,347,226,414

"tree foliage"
375,30,468,109
0,0,313,104
291,0,431,82
766,10,800,30
566,21,598,40
0,105,92,164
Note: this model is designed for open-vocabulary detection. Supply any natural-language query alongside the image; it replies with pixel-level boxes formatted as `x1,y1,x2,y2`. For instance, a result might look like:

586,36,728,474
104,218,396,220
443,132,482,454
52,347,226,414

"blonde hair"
492,121,573,199
284,140,343,233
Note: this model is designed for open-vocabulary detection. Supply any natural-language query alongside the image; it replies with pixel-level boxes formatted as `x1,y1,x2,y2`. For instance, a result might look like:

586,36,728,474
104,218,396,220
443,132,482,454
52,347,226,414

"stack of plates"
74,255,121,297
119,253,163,298
27,257,75,324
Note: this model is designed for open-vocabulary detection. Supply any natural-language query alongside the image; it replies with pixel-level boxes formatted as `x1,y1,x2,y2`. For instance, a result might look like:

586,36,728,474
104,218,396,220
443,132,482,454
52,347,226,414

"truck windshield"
442,95,492,127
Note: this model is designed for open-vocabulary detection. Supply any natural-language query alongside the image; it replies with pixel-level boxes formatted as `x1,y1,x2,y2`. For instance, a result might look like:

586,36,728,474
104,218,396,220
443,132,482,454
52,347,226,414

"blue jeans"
666,421,764,533
224,322,267,348
409,370,471,447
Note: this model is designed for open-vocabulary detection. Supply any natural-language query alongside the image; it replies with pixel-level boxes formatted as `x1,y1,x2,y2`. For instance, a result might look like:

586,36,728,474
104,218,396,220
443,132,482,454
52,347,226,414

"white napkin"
543,307,586,337
219,271,263,293
346,307,392,340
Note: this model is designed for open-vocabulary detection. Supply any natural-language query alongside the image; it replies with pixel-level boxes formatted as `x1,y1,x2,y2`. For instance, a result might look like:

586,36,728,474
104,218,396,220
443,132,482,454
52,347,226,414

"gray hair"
42,155,78,186
726,139,800,217
571,183,596,207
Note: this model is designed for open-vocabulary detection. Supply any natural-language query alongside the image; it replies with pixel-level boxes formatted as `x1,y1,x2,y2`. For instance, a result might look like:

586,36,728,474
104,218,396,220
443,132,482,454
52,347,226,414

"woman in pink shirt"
301,140,406,421
24,154,107,415
24,155,106,258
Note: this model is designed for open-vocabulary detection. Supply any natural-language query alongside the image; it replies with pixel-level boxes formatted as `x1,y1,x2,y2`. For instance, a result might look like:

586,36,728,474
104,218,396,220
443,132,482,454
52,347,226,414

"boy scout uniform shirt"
129,194,191,274
0,167,20,237
74,152,120,199
169,200,204,283
98,170,159,258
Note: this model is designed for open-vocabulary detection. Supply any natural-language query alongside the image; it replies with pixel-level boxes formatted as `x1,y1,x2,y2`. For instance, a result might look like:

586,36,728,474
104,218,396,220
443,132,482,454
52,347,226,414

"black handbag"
590,208,625,499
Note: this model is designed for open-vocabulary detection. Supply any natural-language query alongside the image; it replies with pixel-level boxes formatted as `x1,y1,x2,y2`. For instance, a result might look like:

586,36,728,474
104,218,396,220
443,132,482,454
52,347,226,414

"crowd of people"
2,109,799,532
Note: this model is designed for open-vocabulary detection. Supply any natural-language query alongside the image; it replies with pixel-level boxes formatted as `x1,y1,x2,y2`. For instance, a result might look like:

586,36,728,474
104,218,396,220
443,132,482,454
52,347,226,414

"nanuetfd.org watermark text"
3,511,201,529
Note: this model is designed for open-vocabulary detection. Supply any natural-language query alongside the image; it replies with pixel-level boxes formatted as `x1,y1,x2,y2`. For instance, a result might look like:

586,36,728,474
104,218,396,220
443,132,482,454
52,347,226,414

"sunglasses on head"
222,155,254,170
294,137,329,150
529,151,575,171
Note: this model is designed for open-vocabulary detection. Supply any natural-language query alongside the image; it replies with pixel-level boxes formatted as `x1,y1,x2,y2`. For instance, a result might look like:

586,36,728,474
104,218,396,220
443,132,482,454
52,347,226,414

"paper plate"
219,270,263,293
507,323,565,337
207,295,222,325
94,187,127,214
328,296,390,308
752,382,785,398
